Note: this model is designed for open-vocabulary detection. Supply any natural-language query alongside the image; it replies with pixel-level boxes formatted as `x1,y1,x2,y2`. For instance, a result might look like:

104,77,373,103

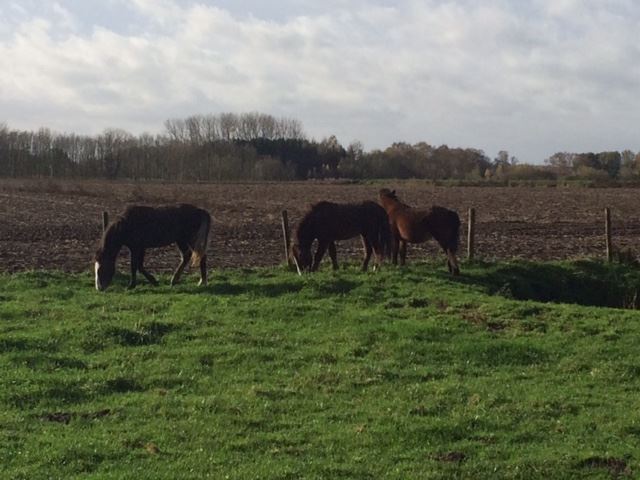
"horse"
290,201,391,274
94,204,211,291
378,188,460,275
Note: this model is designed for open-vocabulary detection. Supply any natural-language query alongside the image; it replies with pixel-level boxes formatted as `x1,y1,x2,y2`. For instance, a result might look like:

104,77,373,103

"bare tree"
219,113,237,141
164,118,188,143
97,128,134,178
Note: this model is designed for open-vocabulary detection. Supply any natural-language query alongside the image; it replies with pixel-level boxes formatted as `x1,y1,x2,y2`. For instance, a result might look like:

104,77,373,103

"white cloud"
129,0,185,27
0,0,639,161
51,3,77,31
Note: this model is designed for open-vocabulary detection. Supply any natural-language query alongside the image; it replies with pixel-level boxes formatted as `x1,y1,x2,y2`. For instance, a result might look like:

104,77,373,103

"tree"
317,135,345,176
572,152,599,171
346,140,364,162
597,151,621,178
545,152,574,175
619,150,639,179
494,150,510,166
97,129,134,179
621,150,636,168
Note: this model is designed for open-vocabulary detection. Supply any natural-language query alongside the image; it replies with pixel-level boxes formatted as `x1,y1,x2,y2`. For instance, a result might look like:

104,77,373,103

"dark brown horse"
290,201,391,273
94,204,211,290
378,188,460,275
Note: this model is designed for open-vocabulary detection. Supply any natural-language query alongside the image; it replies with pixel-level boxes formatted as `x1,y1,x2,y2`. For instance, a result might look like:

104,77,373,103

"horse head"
378,188,396,199
290,244,312,275
94,248,116,291
378,188,399,209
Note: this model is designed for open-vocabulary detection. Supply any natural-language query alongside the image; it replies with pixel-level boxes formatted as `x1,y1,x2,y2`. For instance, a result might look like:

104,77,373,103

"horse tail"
190,210,211,267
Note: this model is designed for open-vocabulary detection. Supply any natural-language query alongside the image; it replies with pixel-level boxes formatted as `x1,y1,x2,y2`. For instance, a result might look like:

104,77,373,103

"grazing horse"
290,201,391,274
378,188,460,275
94,204,211,291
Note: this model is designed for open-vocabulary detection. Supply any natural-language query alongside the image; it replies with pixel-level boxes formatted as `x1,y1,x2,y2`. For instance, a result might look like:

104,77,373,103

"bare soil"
1,178,639,274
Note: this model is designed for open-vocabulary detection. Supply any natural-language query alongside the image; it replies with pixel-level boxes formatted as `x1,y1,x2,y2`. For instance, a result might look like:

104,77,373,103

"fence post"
102,211,109,233
281,210,293,267
467,207,475,260
605,207,612,262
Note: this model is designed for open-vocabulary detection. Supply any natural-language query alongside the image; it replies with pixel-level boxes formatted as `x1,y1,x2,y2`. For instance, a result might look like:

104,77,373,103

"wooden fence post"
605,207,612,262
102,211,109,233
281,210,293,267
467,207,475,260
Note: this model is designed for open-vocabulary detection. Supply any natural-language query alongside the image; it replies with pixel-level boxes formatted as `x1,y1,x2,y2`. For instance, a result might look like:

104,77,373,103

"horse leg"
361,236,373,271
128,248,139,289
447,249,460,276
311,240,329,272
198,254,208,286
171,243,191,286
391,234,399,265
399,240,407,266
138,249,158,286
328,242,339,270
372,239,384,271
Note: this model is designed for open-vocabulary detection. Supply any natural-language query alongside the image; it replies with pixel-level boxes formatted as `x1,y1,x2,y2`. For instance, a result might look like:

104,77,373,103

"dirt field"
1,178,639,274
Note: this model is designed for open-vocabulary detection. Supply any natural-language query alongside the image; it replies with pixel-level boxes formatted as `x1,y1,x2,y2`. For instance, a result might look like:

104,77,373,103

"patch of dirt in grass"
577,456,632,477
40,408,112,424
461,309,507,332
432,451,467,463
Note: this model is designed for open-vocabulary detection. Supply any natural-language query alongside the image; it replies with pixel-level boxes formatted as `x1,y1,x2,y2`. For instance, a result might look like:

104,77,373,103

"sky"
0,0,639,163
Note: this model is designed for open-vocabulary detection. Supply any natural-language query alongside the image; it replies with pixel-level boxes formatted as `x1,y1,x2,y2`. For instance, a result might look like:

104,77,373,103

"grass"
1,260,640,479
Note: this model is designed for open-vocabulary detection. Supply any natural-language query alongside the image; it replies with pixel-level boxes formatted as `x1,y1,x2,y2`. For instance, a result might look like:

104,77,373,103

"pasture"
1,261,640,478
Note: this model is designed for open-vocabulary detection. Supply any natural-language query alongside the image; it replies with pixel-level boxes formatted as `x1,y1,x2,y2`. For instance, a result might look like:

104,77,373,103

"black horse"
290,201,391,273
94,204,211,291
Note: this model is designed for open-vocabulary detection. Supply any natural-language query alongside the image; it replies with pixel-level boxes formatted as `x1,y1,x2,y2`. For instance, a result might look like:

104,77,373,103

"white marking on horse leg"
95,261,101,291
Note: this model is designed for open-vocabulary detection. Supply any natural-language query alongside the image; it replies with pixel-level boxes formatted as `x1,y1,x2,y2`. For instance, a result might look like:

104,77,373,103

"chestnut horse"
290,201,391,273
94,204,211,290
378,188,460,275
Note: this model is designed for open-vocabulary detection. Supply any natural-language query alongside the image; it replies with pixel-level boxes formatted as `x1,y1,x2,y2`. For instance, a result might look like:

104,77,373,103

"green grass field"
1,260,640,479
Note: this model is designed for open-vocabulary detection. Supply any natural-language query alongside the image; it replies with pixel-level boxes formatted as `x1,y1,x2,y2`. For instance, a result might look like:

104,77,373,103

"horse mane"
96,217,126,259
294,206,319,247
379,188,411,209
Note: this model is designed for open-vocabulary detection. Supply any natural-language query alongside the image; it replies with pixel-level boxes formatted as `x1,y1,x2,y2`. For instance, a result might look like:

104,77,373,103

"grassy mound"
462,260,640,308
0,261,639,478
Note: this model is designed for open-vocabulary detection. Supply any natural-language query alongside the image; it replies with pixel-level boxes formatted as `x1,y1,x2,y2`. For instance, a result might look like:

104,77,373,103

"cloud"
0,0,639,161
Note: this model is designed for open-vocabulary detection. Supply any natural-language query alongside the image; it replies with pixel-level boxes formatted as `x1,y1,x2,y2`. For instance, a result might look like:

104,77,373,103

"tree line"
1,113,639,182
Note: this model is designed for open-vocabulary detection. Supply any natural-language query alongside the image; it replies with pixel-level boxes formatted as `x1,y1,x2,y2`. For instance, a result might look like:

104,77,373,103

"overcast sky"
1,0,639,163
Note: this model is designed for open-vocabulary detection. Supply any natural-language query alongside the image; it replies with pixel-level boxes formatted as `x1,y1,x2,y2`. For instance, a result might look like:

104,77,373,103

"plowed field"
1,179,639,273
